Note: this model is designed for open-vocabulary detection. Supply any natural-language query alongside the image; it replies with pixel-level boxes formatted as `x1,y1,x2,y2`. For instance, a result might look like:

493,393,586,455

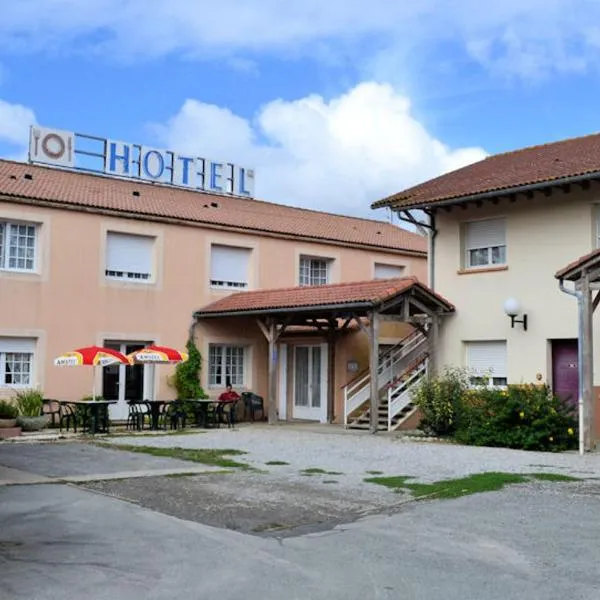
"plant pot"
0,418,17,428
16,415,48,432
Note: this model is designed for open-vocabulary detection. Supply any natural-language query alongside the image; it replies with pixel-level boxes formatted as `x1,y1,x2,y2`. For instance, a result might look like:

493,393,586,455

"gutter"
193,300,375,320
374,170,600,212
558,278,585,456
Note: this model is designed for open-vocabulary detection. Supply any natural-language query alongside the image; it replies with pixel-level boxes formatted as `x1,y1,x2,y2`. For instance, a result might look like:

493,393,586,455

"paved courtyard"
2,425,600,599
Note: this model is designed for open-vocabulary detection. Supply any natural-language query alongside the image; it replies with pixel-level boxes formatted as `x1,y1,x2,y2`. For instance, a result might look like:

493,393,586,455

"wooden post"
428,314,439,378
267,320,279,425
581,275,595,450
369,311,380,434
327,327,336,423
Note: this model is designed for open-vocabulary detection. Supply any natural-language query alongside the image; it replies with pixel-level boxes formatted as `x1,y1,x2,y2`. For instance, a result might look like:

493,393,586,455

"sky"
1,0,600,220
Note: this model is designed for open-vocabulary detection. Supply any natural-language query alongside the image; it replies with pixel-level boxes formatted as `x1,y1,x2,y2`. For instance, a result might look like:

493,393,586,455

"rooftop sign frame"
28,125,255,198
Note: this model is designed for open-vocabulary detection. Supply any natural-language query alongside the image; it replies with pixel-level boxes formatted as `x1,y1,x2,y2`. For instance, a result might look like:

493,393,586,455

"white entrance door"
102,341,154,421
293,344,327,422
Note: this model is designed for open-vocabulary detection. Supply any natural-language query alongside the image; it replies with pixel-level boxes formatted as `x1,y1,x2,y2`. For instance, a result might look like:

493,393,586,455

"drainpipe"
428,211,437,291
558,279,585,456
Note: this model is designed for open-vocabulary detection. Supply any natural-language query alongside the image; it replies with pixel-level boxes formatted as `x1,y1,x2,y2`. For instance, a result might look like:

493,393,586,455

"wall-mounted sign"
28,125,255,198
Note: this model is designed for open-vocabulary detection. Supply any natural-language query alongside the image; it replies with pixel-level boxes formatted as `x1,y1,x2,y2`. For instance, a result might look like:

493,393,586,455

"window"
465,341,507,387
0,338,35,387
374,263,405,279
0,221,37,272
210,245,251,289
299,256,330,286
208,345,245,387
105,232,154,282
464,218,506,268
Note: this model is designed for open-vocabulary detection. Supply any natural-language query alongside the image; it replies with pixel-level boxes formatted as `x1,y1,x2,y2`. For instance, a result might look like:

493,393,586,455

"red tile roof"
195,276,454,316
372,132,600,210
555,248,600,281
0,159,426,254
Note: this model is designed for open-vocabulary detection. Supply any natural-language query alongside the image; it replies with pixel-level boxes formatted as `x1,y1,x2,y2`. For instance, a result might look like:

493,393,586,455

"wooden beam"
408,295,436,317
561,184,571,194
543,187,553,197
327,327,337,423
369,311,380,434
526,190,535,199
267,319,278,425
356,315,371,340
427,316,439,378
594,291,600,313
581,275,595,450
256,317,270,340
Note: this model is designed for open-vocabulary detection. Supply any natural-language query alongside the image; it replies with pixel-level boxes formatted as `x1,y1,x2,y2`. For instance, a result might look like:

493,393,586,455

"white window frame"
299,255,331,286
0,220,38,273
208,344,246,388
374,262,405,279
464,218,507,269
0,338,35,388
465,341,507,388
210,244,251,290
105,231,155,283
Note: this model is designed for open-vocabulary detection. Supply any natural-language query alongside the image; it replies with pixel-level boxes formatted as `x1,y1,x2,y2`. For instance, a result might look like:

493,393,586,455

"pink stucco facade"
0,195,426,422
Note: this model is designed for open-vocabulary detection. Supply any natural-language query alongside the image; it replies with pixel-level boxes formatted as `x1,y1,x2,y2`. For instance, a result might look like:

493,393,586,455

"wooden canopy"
194,277,454,431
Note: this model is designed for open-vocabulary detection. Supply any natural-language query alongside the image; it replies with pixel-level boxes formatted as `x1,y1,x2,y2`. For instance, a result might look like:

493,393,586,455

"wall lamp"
504,297,528,331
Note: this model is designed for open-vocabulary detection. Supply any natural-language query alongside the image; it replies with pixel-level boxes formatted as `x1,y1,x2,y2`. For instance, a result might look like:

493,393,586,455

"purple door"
552,340,579,405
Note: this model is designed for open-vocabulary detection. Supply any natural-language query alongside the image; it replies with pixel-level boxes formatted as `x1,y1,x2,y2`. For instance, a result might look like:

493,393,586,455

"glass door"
102,340,152,420
293,345,324,421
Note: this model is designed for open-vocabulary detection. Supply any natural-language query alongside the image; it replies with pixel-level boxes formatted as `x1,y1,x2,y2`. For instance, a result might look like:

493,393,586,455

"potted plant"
0,400,18,428
15,389,47,432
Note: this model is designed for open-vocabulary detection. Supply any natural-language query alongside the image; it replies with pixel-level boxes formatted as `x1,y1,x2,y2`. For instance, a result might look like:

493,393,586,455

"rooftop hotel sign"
28,125,255,198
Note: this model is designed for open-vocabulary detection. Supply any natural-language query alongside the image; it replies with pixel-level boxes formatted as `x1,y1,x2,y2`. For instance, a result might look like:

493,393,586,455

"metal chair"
242,392,265,421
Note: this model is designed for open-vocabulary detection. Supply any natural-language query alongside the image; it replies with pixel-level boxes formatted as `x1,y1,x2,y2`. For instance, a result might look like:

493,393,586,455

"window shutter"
210,245,250,285
106,232,153,275
466,341,507,377
465,219,506,249
374,263,405,279
0,337,36,353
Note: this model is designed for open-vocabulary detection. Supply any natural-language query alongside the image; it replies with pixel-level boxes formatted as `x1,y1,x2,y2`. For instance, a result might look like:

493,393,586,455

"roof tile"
373,132,600,210
195,276,454,316
0,159,426,253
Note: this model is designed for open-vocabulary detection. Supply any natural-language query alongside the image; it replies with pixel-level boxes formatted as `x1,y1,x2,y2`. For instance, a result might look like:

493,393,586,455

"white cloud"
0,97,36,160
154,82,487,217
1,1,600,79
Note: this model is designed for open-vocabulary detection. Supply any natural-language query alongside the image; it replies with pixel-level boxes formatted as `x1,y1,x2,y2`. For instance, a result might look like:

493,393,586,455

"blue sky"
1,0,600,218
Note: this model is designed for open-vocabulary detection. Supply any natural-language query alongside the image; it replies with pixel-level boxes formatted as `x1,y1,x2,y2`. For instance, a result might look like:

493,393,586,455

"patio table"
60,400,117,434
184,399,220,428
132,400,167,431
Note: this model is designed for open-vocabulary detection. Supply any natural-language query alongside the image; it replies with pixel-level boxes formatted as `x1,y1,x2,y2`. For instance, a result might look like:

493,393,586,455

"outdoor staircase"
343,330,428,432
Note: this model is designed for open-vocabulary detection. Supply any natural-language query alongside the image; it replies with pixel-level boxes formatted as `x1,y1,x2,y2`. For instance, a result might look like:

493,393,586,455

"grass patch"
265,460,290,466
364,471,580,501
301,468,344,476
365,470,384,475
109,444,249,469
528,472,581,482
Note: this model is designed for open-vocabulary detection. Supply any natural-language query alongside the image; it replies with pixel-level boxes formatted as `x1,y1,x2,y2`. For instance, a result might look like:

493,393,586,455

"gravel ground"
101,424,600,485
80,424,600,536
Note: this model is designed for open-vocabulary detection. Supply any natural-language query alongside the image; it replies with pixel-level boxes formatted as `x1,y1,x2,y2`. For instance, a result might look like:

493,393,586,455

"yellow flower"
519,411,525,419
568,428,574,436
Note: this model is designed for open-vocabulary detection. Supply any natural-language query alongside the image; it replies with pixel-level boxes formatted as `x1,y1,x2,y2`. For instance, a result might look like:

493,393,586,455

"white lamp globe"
503,297,521,317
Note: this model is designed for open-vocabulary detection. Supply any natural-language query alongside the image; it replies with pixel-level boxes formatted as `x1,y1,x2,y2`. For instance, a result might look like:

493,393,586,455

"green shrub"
170,338,207,400
454,384,577,452
14,389,44,417
0,400,18,419
411,367,470,436
81,395,104,402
